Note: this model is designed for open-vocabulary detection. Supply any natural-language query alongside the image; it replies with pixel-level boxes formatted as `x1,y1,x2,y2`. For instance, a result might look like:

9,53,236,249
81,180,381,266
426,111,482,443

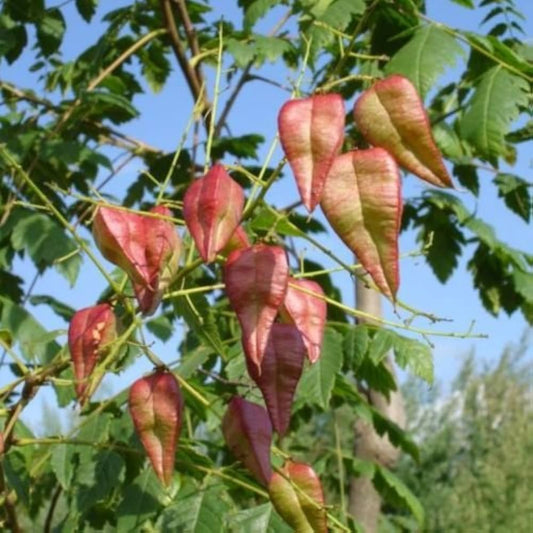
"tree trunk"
348,278,406,532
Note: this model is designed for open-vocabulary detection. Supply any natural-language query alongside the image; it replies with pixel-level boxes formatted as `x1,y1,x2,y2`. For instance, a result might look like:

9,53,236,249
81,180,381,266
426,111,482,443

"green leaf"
295,328,343,410
0,14,28,63
51,444,77,489
139,41,171,93
178,345,213,379
230,503,291,532
368,329,396,366
146,314,174,342
460,66,529,160
4,451,30,506
116,467,164,530
10,211,81,285
82,90,139,124
254,35,291,64
211,134,264,160
159,480,230,532
75,0,98,22
453,165,479,196
29,294,75,322
239,0,282,32
343,325,369,369
0,296,61,363
392,334,434,383
77,450,125,511
512,269,533,301
226,38,257,68
174,292,226,359
35,8,65,56
451,0,474,7
374,466,425,526
386,25,464,98
494,173,531,223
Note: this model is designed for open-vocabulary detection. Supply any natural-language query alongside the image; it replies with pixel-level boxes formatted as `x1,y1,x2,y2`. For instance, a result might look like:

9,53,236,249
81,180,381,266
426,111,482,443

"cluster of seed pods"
66,74,451,530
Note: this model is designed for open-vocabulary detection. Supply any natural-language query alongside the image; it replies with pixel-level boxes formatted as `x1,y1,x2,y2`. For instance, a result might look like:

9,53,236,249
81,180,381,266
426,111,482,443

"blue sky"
2,1,532,430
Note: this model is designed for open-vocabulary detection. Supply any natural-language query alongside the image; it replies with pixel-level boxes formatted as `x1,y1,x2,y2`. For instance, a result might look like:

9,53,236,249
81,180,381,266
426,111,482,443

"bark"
348,277,406,532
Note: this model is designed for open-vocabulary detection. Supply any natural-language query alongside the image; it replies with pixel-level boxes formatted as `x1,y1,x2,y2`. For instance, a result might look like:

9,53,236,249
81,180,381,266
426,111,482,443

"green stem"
204,25,224,170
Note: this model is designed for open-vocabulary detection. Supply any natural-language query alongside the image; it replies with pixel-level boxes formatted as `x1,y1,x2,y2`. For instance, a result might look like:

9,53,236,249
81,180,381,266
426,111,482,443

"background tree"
0,0,531,531
394,332,533,532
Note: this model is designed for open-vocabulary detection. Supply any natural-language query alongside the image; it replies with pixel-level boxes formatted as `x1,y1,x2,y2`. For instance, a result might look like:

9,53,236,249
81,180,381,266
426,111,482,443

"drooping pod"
93,205,181,315
224,244,289,371
280,278,327,364
129,370,183,486
68,303,117,405
279,94,345,212
222,396,273,486
321,148,402,300
353,74,453,188
183,164,245,263
269,461,327,532
246,324,306,436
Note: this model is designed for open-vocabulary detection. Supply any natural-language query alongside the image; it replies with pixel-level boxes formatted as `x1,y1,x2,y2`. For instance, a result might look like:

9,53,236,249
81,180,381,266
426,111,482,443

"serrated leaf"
392,334,434,383
230,503,291,533
386,25,464,98
11,211,81,285
240,0,282,32
512,269,533,301
494,173,531,222
460,66,529,160
0,296,60,363
29,294,75,322
159,480,229,532
146,314,174,342
139,41,171,93
295,328,343,410
254,36,291,63
35,8,65,56
374,466,424,525
75,0,98,22
343,326,369,369
116,467,164,530
51,444,77,489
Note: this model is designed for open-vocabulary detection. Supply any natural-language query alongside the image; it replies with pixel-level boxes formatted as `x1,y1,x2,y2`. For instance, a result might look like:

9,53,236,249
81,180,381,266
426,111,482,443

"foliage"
392,333,533,532
0,0,531,531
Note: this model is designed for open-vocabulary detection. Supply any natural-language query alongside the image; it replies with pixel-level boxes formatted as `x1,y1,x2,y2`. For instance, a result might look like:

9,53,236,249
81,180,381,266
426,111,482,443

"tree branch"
159,0,211,131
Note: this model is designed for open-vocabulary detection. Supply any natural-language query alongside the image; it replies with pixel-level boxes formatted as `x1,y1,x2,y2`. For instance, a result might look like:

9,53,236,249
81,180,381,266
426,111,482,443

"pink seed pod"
224,244,289,371
279,94,345,212
183,164,245,263
68,303,117,405
129,370,183,486
222,396,273,486
321,148,402,300
354,74,453,188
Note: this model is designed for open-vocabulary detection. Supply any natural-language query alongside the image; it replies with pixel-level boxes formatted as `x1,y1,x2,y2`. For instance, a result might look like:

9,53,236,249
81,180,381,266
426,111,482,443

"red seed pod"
269,461,327,532
129,370,183,486
354,74,453,188
246,324,305,436
68,303,117,405
279,94,345,212
183,164,245,263
222,396,273,486
224,244,289,371
280,278,327,364
321,148,402,300
92,205,181,315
